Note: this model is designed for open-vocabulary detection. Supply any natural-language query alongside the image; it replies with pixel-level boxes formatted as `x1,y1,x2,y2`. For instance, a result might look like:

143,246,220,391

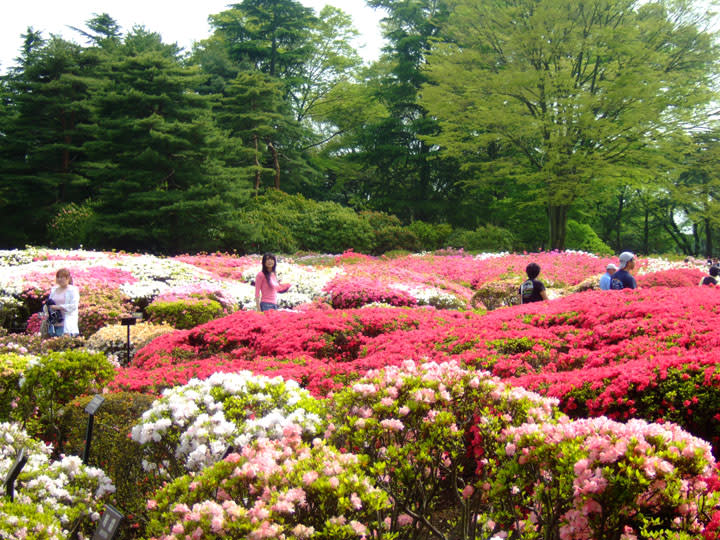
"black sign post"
120,316,137,365
83,395,106,465
4,448,27,502
92,504,124,540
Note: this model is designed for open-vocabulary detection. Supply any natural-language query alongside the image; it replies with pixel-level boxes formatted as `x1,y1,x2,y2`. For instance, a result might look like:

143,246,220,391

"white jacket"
49,284,80,336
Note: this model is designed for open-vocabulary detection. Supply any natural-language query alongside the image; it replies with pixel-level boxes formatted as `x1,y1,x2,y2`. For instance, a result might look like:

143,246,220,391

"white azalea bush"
239,262,341,309
390,283,467,309
0,422,114,539
131,371,325,478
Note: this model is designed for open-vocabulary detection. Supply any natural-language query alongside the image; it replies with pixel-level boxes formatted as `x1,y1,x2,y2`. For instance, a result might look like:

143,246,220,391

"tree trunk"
615,189,625,248
643,207,650,254
693,222,700,256
548,204,569,250
253,134,261,195
266,139,281,190
706,218,713,258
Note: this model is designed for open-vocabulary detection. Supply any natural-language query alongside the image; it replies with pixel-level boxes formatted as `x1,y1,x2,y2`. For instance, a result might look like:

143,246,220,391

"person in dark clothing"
520,262,548,304
610,252,637,290
700,265,720,286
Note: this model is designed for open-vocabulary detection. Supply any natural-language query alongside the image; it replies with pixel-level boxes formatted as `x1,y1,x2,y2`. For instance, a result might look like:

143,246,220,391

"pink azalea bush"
326,360,559,538
144,425,390,540
491,416,720,539
325,276,418,308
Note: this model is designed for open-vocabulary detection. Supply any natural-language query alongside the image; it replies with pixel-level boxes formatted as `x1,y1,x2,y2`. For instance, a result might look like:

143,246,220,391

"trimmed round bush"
145,296,226,330
86,321,176,365
447,224,515,252
565,219,613,255
408,220,453,251
15,350,115,445
471,278,521,310
59,392,158,539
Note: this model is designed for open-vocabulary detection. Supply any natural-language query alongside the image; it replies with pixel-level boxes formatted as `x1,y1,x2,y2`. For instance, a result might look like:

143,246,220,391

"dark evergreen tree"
0,29,99,247
81,27,247,253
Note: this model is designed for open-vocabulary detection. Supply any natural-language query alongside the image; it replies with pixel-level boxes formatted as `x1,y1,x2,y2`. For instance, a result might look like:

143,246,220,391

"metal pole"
126,324,131,365
82,414,95,465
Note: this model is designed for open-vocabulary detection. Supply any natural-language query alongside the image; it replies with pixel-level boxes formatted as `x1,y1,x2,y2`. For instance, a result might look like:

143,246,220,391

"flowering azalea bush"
0,422,115,539
326,276,419,308
326,360,559,538
491,416,720,539
144,425,391,540
131,372,325,478
636,267,706,288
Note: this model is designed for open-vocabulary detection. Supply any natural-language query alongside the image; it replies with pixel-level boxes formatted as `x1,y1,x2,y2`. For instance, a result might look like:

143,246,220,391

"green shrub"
0,353,29,421
0,422,115,540
359,210,402,229
231,208,299,254
408,220,453,251
0,296,28,333
47,200,95,248
372,226,420,254
296,203,376,253
565,219,613,255
145,296,226,330
15,350,115,446
59,392,157,539
471,279,521,311
238,191,377,254
448,224,515,252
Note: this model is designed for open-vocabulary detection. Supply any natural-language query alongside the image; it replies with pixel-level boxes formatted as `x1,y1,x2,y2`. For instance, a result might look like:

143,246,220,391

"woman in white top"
47,268,80,337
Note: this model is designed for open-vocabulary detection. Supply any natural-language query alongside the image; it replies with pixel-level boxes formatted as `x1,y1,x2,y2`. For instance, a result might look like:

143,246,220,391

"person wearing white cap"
599,263,618,290
610,252,637,290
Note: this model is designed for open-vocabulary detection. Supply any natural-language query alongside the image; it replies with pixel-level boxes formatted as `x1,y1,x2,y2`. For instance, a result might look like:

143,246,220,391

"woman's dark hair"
261,253,277,280
710,266,720,278
525,262,541,280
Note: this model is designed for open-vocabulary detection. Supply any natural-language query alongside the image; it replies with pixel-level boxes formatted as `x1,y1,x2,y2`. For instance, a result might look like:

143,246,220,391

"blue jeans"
260,302,278,312
48,325,64,337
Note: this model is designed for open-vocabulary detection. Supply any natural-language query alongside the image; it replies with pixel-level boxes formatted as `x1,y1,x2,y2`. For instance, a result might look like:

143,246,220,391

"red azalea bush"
636,267,706,288
115,286,720,453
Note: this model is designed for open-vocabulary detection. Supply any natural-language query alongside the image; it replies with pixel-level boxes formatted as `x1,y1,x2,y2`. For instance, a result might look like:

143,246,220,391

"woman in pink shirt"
255,253,290,312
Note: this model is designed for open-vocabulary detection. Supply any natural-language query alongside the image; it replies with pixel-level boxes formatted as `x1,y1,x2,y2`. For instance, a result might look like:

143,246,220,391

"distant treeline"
1,0,719,255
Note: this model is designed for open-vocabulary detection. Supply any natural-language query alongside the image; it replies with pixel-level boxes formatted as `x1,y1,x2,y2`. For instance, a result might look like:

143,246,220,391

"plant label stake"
4,448,27,502
83,395,105,465
92,504,124,540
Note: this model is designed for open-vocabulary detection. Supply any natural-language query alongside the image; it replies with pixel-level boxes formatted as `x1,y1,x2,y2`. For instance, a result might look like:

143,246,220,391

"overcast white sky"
0,1,387,74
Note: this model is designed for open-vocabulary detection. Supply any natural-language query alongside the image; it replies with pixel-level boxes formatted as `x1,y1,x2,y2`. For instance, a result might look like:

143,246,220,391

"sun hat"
606,263,618,271
618,252,634,270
